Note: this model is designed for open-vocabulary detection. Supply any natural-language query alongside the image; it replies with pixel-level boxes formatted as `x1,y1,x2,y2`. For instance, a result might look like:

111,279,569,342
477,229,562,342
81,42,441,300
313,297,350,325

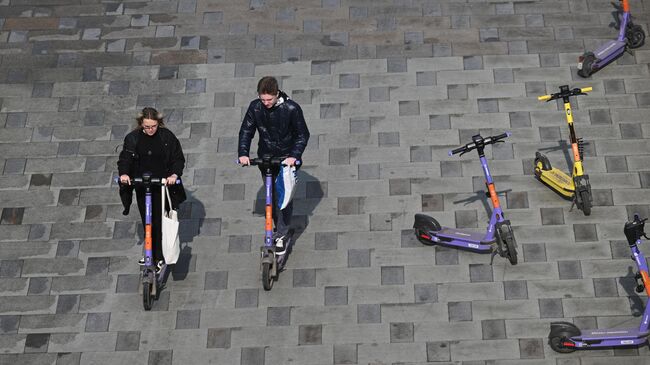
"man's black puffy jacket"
238,91,310,159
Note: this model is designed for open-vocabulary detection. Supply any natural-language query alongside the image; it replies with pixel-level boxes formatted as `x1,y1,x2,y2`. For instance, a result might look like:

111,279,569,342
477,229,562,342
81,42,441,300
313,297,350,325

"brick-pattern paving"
1,0,650,364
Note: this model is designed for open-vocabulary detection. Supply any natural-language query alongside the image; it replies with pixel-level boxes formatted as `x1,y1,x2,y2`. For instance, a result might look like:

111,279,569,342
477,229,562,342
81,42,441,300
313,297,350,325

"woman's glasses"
142,124,158,130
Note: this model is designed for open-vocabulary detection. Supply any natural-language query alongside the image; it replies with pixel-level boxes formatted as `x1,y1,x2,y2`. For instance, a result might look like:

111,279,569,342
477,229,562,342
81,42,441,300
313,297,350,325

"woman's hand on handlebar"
239,156,250,166
119,174,131,185
282,157,297,166
166,174,178,185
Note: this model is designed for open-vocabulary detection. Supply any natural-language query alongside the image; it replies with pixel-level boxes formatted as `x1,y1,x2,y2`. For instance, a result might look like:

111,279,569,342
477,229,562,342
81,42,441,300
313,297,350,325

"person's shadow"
253,168,323,266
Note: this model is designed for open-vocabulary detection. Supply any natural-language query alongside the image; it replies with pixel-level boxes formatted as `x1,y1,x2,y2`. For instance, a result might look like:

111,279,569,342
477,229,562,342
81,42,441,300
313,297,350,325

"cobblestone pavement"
1,0,650,364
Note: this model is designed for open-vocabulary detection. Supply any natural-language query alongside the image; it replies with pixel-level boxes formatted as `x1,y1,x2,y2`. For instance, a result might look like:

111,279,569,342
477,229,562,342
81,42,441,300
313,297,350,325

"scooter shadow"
619,266,647,317
537,139,591,174
453,187,512,217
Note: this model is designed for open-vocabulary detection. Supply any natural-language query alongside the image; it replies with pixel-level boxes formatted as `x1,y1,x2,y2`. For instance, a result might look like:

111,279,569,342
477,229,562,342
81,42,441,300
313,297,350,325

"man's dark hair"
257,76,279,95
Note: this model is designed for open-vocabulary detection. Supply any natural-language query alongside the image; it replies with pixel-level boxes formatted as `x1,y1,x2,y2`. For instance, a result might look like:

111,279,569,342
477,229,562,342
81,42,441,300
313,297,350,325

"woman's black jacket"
117,127,186,214
238,91,310,160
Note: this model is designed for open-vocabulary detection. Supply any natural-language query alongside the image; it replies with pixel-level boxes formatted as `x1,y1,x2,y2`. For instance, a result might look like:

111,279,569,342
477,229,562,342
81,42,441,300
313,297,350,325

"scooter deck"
436,227,486,243
537,167,575,198
577,328,649,341
594,39,626,62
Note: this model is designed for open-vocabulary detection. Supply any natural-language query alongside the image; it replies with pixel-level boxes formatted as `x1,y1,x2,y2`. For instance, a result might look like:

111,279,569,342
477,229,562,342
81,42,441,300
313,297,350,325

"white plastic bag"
161,184,180,264
275,165,297,210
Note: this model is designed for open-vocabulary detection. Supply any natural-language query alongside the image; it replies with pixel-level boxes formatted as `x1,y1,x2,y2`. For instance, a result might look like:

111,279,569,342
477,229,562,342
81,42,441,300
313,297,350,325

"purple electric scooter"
577,0,645,77
414,133,518,265
549,214,650,352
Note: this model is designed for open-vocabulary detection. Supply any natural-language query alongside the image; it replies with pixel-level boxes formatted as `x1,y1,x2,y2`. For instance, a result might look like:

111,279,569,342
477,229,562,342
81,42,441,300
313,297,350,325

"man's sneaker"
155,260,165,274
138,257,145,265
274,235,288,255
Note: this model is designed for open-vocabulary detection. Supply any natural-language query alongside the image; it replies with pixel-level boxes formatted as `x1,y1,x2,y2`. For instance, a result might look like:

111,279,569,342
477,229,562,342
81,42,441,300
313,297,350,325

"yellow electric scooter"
534,85,593,216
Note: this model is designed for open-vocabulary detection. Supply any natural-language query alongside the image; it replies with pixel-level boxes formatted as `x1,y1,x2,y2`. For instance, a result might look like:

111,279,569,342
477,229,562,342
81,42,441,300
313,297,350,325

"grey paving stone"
228,235,251,253
573,223,598,242
235,288,258,308
207,328,231,348
378,132,399,147
448,301,472,321
56,294,80,314
454,210,477,229
4,158,26,175
593,278,618,297
148,350,172,365
429,114,450,130
266,307,290,327
422,194,444,212
410,146,431,163
204,271,228,290
504,280,528,300
85,312,110,332
195,168,216,186
241,347,264,365
481,319,506,339
399,101,420,116
28,277,51,296
115,331,140,351
176,309,200,329
558,260,583,280
348,249,370,268
541,207,564,225
519,338,544,359
369,86,389,102
324,286,348,306
0,316,20,334
299,324,322,345
477,98,498,113
338,197,362,215
435,246,459,265
494,68,513,83
1,208,24,225
24,333,49,353
333,343,357,364
115,274,139,293
56,241,79,258
185,79,205,94
469,264,493,282
605,156,628,173
427,341,450,361
416,71,436,86
539,298,564,318
293,269,316,287
390,322,414,343
389,179,410,196
523,243,547,262
315,232,337,250
357,304,380,324
387,57,407,72
381,266,404,286
85,257,109,276
620,123,643,139
463,56,483,70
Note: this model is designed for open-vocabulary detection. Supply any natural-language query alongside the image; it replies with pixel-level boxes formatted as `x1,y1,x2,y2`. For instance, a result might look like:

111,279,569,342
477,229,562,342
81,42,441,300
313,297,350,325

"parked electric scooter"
535,85,593,216
243,155,298,291
414,133,517,265
548,214,650,352
578,0,645,77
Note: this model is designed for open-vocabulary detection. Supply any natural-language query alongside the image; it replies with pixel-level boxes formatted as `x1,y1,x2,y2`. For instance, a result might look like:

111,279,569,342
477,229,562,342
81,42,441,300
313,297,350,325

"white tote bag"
161,184,180,264
275,165,297,210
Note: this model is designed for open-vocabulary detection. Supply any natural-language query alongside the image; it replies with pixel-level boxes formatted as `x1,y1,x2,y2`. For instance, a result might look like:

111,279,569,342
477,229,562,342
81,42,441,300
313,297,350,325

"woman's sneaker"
155,260,165,274
138,257,145,265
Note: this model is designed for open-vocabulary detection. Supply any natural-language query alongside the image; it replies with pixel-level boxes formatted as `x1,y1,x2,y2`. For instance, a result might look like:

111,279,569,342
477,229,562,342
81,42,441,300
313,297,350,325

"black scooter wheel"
262,262,274,291
143,282,153,311
534,154,551,172
577,53,595,78
626,24,645,49
500,225,518,265
415,218,441,246
549,335,576,353
579,190,592,216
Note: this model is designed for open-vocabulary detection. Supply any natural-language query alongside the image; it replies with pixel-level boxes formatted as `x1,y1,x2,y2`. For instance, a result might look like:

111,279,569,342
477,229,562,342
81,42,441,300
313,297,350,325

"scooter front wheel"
414,214,441,246
143,282,153,310
500,225,518,265
549,335,576,353
261,262,274,291
578,190,592,216
534,153,551,173
626,24,645,49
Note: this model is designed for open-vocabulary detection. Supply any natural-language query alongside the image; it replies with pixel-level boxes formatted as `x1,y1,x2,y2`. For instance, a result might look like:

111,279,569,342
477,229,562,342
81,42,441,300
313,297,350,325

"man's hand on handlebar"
282,157,297,166
239,156,250,166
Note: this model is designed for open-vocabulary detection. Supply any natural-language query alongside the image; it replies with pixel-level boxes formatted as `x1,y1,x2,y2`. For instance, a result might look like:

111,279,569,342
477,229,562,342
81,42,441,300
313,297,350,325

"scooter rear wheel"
415,217,441,246
262,262,274,291
549,334,576,353
626,24,645,49
534,154,551,172
577,53,595,78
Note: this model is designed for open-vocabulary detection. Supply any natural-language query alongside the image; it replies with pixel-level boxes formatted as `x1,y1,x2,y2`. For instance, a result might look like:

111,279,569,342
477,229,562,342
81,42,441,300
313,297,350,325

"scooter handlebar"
238,157,302,167
538,86,592,102
114,176,182,185
449,132,510,156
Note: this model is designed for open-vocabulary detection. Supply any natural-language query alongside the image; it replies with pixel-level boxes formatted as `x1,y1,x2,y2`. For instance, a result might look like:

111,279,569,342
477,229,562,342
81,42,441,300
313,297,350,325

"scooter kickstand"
489,249,498,265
